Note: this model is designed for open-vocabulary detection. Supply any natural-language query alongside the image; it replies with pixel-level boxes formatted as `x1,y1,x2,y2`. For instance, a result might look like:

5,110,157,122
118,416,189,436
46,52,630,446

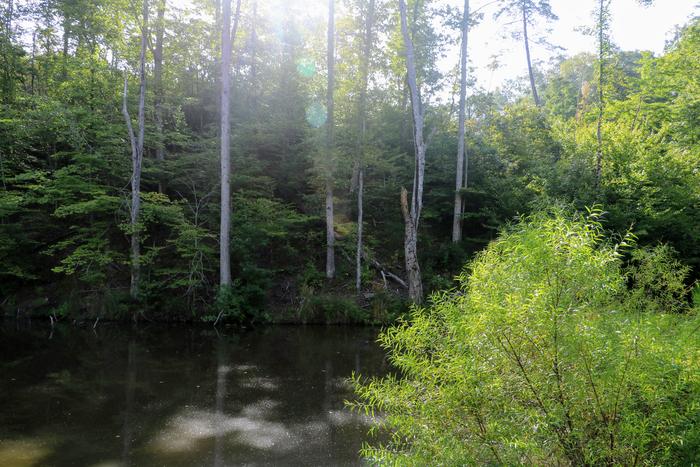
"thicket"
352,209,700,465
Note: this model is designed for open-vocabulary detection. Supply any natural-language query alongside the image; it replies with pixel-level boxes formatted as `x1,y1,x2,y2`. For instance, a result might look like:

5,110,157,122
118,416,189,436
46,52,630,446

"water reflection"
0,323,388,466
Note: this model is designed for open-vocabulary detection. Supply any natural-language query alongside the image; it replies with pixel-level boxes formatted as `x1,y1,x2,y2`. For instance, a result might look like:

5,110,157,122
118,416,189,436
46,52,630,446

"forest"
1,0,699,464
0,0,698,324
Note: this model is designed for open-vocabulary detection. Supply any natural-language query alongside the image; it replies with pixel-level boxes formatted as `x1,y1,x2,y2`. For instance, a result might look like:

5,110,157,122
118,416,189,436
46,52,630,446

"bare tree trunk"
452,0,469,243
401,188,423,301
594,0,606,192
522,7,540,107
122,0,148,302
355,0,375,293
398,0,426,304
220,0,233,287
325,0,336,279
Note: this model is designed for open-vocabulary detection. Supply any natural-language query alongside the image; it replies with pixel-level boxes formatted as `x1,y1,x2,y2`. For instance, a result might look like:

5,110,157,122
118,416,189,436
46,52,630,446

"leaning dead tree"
122,0,149,301
399,0,428,304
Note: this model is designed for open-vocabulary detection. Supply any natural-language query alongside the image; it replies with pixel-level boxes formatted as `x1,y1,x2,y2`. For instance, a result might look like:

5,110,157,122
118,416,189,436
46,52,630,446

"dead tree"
398,0,427,303
355,0,376,292
122,0,149,301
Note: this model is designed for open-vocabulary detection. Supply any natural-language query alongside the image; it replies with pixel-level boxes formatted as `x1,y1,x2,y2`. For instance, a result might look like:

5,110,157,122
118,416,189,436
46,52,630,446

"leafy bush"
297,291,369,324
206,279,271,325
368,289,408,325
352,209,700,465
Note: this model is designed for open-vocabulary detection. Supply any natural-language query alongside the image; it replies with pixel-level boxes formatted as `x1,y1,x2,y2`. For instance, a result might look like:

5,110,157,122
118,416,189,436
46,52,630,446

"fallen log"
362,251,408,289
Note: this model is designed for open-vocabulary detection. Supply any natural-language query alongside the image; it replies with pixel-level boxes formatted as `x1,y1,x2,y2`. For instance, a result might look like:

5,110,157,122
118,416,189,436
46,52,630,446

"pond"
0,322,389,466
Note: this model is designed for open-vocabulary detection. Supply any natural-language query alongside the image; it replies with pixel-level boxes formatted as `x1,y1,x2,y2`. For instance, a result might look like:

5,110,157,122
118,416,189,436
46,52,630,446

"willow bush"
352,209,699,465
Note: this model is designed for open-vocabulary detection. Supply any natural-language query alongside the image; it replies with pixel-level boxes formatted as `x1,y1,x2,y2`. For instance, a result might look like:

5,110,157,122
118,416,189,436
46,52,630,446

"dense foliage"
0,0,698,323
352,210,700,465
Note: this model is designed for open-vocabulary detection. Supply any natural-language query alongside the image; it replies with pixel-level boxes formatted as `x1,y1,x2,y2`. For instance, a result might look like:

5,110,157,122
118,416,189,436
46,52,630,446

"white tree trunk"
122,0,148,301
401,188,423,302
325,0,336,279
355,0,375,293
398,0,426,304
452,0,469,243
219,0,232,287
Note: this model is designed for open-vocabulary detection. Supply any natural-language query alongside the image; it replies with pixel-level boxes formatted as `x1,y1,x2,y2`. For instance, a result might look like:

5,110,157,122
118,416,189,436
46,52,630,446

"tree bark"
398,0,426,304
355,0,375,293
122,0,148,301
452,0,469,243
219,0,232,287
522,7,540,107
401,188,423,302
325,0,336,279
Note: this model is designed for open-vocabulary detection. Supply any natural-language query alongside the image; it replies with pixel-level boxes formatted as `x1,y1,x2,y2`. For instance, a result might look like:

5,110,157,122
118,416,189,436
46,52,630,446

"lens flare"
306,101,327,128
296,58,316,78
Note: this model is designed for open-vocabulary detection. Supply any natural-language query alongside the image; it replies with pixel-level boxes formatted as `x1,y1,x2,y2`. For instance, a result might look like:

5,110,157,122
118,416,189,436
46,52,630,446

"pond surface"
0,322,388,466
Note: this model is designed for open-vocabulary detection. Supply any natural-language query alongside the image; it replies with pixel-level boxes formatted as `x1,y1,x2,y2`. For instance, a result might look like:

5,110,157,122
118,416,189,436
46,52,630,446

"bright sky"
458,0,699,91
167,0,698,92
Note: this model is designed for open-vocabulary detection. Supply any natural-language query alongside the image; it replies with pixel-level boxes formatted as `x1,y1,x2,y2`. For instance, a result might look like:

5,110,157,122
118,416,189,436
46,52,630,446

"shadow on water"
0,321,389,466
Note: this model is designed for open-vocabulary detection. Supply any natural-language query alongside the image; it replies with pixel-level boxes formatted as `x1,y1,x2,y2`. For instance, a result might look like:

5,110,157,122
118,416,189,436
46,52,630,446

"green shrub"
368,290,408,325
351,209,700,465
206,279,271,325
297,292,369,324
627,243,692,313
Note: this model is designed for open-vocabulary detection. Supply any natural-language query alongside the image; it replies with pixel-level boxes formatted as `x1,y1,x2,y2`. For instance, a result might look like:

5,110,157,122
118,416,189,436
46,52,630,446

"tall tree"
219,0,233,287
355,0,376,293
452,0,470,243
399,0,428,304
495,0,557,106
325,0,336,279
122,0,149,301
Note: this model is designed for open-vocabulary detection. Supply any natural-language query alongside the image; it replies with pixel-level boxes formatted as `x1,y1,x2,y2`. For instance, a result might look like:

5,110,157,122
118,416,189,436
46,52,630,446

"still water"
0,322,389,466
